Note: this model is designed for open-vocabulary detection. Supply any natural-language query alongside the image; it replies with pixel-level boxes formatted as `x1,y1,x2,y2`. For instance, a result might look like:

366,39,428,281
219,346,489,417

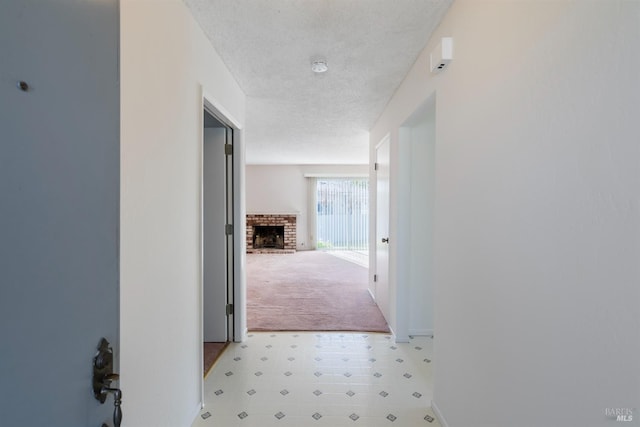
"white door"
203,126,229,342
375,137,391,321
0,1,120,425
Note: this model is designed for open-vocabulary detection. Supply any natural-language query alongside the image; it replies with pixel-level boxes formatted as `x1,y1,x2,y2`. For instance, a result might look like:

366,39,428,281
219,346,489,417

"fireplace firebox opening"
253,225,285,249
246,214,296,253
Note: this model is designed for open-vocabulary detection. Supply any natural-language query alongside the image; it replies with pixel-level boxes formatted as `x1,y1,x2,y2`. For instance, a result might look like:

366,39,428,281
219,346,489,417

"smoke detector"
311,60,328,73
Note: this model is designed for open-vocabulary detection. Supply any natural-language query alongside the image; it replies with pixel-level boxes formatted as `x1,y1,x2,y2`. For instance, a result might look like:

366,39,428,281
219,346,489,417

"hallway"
192,332,439,426
3,1,636,426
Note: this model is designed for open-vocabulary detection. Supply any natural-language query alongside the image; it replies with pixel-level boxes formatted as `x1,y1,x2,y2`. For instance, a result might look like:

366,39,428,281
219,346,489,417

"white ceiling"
184,0,453,164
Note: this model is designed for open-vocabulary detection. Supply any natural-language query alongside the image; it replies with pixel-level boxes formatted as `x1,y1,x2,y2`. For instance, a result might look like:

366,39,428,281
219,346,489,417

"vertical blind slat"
316,178,369,251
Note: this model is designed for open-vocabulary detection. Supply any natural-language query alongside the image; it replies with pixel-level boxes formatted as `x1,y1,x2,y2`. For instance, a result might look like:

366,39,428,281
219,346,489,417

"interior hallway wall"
400,100,436,337
370,1,640,426
120,1,245,426
246,164,368,250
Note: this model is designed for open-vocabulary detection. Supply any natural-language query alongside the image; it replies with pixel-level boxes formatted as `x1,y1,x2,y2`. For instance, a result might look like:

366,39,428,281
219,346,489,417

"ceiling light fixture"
311,59,328,73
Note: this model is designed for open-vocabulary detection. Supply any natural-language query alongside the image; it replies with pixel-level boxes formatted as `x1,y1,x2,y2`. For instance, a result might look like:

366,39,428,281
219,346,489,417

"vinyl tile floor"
192,332,440,427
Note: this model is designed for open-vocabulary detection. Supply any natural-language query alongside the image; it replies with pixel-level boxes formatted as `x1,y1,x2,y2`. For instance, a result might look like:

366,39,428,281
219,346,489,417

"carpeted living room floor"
247,250,390,333
203,250,390,377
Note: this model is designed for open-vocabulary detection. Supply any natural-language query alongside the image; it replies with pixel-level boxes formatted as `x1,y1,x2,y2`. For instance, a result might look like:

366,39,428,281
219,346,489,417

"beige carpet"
247,251,390,333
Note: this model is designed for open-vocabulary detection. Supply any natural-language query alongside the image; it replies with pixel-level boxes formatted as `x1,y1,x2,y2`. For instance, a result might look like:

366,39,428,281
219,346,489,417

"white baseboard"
367,288,396,341
431,400,449,427
236,327,248,342
387,324,395,337
384,325,409,343
408,328,434,337
367,287,375,300
395,334,410,343
189,401,204,427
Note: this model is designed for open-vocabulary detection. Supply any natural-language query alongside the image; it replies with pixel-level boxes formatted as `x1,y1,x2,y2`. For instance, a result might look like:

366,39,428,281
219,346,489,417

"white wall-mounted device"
430,37,453,73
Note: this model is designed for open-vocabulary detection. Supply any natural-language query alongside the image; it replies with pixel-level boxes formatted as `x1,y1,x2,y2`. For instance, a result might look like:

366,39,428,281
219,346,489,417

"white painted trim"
387,324,396,338
395,334,410,343
197,86,206,412
375,133,391,150
189,401,204,427
202,90,243,130
232,127,246,343
409,330,433,337
431,400,449,427
385,325,409,343
199,84,248,391
393,128,412,342
366,288,394,336
367,287,376,301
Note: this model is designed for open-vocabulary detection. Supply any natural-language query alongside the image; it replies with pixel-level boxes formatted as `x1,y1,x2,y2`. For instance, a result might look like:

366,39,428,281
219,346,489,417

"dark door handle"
101,387,123,427
381,237,389,243
93,338,123,427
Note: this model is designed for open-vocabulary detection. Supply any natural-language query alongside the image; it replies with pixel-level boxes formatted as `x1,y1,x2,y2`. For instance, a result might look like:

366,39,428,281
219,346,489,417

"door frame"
202,124,231,343
373,135,391,314
373,94,437,344
199,88,246,403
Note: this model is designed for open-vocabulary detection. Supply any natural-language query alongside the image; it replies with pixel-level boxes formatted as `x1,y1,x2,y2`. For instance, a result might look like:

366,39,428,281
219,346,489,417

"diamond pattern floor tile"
193,332,440,427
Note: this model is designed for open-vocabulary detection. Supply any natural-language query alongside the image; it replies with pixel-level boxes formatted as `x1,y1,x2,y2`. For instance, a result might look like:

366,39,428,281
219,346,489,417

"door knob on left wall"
381,237,389,243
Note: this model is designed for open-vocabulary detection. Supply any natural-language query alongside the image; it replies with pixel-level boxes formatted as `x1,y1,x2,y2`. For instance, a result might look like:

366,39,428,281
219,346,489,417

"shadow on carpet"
247,251,390,333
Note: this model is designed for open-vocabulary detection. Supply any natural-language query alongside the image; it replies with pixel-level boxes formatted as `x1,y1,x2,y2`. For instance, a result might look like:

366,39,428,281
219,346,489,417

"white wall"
120,1,245,426
246,164,368,250
371,1,640,426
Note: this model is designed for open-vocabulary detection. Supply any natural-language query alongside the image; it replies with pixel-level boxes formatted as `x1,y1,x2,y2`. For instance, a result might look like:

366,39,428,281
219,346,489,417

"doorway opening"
245,172,387,333
375,94,435,343
201,104,235,377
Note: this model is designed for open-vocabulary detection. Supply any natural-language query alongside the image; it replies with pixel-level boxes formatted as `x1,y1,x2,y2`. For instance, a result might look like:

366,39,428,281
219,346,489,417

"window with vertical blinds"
316,178,369,251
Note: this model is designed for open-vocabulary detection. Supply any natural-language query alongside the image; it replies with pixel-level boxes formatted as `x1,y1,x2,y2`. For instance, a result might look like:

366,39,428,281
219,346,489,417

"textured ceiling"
184,0,453,164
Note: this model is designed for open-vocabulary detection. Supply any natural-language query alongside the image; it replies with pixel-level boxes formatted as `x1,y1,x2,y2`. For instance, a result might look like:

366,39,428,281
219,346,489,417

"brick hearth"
246,214,296,253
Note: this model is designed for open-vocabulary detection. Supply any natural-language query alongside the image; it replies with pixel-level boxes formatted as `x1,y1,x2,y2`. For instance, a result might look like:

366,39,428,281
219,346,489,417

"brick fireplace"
246,214,296,253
